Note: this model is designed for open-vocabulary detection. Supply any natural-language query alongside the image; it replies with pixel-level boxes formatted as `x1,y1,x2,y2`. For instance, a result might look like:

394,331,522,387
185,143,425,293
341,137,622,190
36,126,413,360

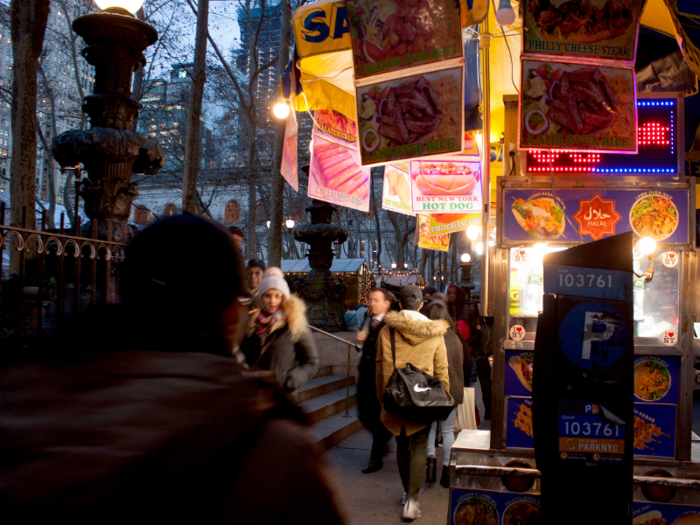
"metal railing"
309,325,359,417
0,202,129,347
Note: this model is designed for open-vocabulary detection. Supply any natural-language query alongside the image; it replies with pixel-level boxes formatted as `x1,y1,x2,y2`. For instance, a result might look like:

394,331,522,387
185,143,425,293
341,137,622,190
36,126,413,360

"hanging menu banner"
409,158,481,213
429,212,479,235
382,163,415,215
281,110,299,192
522,0,644,63
346,0,463,80
309,131,371,212
503,189,689,244
314,109,358,147
414,214,449,252
519,60,637,153
357,66,464,165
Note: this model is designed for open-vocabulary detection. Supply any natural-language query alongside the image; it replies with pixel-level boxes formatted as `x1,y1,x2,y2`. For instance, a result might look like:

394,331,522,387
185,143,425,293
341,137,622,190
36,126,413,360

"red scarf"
254,310,287,344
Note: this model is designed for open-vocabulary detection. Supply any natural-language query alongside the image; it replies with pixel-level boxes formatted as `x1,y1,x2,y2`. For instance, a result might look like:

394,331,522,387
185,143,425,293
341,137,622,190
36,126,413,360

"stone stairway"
301,365,363,451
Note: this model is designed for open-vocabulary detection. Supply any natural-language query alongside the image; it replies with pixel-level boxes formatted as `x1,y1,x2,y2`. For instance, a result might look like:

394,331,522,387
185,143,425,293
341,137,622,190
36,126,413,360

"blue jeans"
426,407,457,466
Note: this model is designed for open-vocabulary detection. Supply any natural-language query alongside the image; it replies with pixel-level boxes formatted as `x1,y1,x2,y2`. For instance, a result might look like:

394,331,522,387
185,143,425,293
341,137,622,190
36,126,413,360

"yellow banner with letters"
294,0,352,59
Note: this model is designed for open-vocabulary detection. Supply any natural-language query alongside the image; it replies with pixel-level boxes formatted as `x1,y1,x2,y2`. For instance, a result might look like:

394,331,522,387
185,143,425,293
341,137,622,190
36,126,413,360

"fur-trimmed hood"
247,294,309,343
383,310,449,346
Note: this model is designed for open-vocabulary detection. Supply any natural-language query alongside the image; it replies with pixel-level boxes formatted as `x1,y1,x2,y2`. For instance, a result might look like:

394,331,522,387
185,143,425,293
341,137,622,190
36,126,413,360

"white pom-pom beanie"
258,267,290,298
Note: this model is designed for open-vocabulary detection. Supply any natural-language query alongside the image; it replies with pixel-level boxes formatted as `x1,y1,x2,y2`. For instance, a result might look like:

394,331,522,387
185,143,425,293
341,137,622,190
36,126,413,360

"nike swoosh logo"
414,384,431,393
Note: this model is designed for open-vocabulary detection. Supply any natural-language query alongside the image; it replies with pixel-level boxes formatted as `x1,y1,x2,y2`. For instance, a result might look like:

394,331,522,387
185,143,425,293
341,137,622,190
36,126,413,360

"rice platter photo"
630,194,679,241
520,61,635,152
346,0,462,78
502,499,541,525
511,197,566,239
634,359,671,402
357,68,462,164
453,496,498,525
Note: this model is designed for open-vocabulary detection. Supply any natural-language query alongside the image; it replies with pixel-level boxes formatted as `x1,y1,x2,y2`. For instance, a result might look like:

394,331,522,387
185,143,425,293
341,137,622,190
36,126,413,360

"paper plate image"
634,359,671,402
630,194,679,241
453,496,498,525
502,499,541,525
509,354,534,393
511,197,566,239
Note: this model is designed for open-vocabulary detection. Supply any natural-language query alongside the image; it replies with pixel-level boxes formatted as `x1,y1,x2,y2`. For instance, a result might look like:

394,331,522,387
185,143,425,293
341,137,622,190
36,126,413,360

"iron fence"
0,201,130,349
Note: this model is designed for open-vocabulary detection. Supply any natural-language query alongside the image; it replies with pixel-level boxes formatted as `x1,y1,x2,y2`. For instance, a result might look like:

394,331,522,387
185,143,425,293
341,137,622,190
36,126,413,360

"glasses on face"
236,296,253,307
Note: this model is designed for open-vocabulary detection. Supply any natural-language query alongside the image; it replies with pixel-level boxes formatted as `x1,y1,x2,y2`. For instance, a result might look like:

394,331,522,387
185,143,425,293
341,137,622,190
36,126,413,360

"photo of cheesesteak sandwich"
527,0,641,44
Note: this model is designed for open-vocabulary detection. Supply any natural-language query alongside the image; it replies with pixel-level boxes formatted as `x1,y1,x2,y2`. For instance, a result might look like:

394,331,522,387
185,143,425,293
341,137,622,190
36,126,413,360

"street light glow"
639,237,656,255
95,0,144,13
461,253,471,263
285,219,295,229
467,225,481,240
273,99,290,119
475,241,483,255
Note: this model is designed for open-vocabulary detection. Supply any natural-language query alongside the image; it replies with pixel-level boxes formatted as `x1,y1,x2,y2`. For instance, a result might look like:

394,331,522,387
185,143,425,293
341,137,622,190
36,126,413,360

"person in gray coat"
423,301,465,488
241,267,319,404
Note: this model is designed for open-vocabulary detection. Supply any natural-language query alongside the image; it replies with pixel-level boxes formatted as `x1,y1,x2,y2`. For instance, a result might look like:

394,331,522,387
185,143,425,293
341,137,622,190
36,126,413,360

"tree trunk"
247,177,256,259
386,210,405,269
419,249,428,277
181,0,209,213
267,0,291,267
9,0,50,266
450,232,458,285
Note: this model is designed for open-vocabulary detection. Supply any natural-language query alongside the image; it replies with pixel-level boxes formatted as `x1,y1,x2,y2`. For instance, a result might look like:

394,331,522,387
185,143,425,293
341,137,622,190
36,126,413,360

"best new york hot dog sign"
409,159,482,213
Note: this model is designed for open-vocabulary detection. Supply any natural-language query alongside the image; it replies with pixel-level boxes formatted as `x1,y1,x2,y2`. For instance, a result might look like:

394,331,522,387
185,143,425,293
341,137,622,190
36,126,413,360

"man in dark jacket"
0,215,347,525
356,288,394,473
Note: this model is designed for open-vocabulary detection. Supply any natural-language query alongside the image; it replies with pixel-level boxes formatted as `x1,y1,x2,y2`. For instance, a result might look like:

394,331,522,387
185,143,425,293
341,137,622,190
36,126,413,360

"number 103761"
563,421,620,437
559,273,612,288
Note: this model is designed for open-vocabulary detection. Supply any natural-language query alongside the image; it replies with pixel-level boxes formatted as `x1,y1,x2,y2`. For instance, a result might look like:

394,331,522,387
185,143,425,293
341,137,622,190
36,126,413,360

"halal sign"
573,194,622,241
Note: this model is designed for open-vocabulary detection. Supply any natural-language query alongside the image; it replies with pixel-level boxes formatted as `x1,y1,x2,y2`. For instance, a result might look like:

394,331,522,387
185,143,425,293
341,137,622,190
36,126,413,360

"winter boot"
440,465,450,488
426,457,437,482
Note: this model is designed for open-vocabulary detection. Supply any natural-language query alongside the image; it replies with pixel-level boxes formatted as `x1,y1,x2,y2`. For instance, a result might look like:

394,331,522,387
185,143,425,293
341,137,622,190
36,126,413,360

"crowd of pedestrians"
0,214,491,524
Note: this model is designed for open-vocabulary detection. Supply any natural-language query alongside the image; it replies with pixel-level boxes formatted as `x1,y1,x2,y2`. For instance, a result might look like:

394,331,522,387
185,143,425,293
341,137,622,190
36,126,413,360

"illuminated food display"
520,60,636,152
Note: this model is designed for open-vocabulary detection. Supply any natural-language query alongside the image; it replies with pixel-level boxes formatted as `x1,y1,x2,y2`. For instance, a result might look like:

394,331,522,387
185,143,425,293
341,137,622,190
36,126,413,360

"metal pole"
479,22,491,316
345,341,352,417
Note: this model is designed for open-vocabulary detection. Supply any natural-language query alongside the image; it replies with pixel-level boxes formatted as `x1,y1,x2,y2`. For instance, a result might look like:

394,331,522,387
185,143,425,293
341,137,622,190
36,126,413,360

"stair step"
314,365,333,379
302,384,358,424
298,375,356,403
311,405,363,452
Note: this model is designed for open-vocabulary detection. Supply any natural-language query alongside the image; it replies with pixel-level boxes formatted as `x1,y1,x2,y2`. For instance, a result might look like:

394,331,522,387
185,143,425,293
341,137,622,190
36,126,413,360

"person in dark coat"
240,267,319,405
356,288,394,473
0,215,347,525
423,302,465,488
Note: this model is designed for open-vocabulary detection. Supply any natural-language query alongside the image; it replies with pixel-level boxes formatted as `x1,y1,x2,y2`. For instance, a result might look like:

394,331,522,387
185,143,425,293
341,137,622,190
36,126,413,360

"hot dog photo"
409,159,481,214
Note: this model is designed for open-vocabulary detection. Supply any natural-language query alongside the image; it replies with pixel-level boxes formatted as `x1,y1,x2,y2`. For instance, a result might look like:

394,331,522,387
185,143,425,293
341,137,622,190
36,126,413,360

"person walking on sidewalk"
375,286,450,521
241,267,319,404
356,288,394,474
423,302,464,488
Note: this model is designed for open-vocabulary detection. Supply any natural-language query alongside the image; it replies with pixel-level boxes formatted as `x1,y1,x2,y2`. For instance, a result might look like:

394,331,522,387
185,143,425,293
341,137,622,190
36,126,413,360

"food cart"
284,0,700,522
449,91,700,524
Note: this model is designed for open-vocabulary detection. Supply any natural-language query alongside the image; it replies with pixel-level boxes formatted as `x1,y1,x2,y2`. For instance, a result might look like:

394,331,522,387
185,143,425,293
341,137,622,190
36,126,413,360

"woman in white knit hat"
240,267,319,404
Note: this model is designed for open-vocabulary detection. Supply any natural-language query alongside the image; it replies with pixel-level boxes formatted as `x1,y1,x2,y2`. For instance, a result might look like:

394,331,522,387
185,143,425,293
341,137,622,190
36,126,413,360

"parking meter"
533,232,634,525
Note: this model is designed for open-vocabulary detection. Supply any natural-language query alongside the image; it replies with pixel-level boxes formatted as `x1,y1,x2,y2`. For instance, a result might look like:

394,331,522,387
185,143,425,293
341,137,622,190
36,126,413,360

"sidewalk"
324,383,490,524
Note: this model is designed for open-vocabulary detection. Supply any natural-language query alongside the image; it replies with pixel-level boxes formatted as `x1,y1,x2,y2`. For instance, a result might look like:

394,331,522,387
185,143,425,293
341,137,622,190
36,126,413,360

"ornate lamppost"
460,253,476,301
293,200,348,332
52,0,164,239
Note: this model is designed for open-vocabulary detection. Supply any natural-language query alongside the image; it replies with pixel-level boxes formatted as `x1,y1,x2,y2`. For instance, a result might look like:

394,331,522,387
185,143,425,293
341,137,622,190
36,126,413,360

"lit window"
225,200,240,223
133,206,152,226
